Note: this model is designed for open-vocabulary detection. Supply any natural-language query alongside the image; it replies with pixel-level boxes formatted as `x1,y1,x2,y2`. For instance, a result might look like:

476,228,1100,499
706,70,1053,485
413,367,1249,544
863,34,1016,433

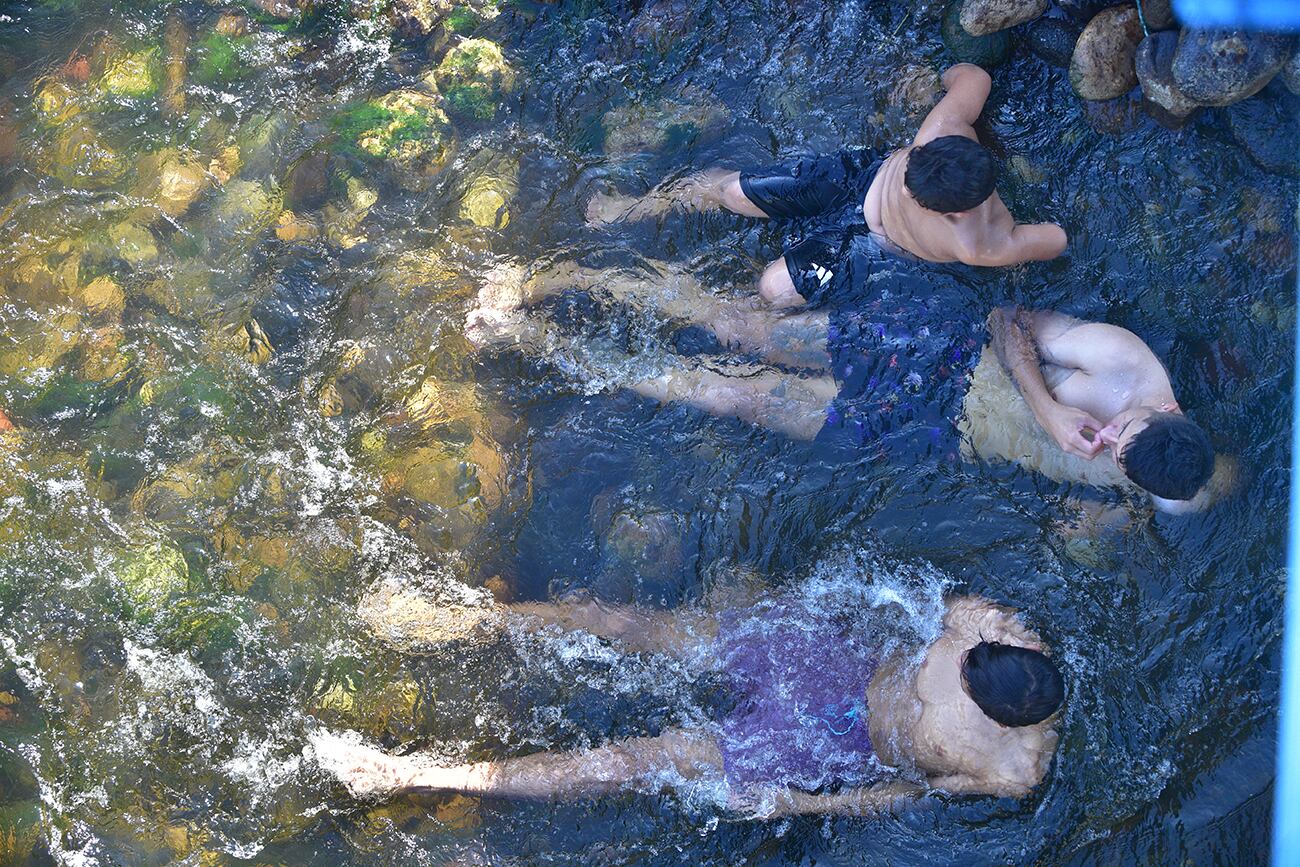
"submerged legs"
585,168,766,226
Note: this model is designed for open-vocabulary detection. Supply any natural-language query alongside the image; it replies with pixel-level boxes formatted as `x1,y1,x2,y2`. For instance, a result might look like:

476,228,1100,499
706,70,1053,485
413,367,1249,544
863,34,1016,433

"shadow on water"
0,0,1293,863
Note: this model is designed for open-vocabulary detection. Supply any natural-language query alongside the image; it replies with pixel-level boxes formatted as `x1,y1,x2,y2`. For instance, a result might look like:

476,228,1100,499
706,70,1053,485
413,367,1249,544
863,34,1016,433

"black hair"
903,135,998,213
1119,412,1214,501
961,641,1064,727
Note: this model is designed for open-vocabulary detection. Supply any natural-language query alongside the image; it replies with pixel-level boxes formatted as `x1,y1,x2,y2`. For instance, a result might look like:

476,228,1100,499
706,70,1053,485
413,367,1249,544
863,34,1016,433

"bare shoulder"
943,595,1043,649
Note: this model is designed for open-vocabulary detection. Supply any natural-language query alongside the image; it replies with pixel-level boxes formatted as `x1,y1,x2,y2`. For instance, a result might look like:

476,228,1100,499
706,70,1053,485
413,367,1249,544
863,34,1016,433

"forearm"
988,307,1061,424
771,780,923,817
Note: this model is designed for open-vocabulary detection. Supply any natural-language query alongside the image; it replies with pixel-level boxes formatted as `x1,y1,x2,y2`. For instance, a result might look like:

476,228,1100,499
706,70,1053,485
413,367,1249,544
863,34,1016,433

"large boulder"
1136,30,1198,117
958,0,1047,36
941,0,1011,67
1026,17,1080,68
1069,6,1144,101
1171,29,1294,107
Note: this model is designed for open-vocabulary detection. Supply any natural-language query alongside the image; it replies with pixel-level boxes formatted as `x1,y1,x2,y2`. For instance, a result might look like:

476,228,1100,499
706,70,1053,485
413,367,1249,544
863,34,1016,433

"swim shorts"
716,597,886,791
821,264,984,450
739,149,884,308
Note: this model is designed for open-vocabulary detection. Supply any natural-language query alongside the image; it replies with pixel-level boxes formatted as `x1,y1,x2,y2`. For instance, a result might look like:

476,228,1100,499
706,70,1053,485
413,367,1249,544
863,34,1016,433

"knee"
758,261,806,309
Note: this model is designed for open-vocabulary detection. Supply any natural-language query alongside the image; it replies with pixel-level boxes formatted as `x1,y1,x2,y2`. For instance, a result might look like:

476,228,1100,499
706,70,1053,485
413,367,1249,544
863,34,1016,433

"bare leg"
359,577,718,658
313,727,723,801
522,262,831,370
586,169,768,227
510,598,718,656
633,364,837,441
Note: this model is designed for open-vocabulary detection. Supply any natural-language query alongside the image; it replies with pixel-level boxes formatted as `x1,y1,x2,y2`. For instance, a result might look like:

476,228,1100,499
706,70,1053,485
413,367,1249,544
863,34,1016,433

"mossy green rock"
193,33,251,85
334,90,453,176
941,0,1010,68
97,47,161,98
119,539,190,615
433,38,515,120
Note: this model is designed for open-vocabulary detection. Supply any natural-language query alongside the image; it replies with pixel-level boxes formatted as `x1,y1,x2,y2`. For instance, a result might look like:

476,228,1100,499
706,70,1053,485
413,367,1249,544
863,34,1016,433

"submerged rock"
1080,89,1145,134
285,150,330,209
162,11,188,117
34,77,85,125
1070,6,1143,101
136,149,209,218
1280,48,1300,95
1226,91,1300,178
1136,30,1198,117
118,539,189,616
959,0,1046,36
1056,0,1110,23
940,0,1011,67
1172,29,1293,106
1139,0,1176,29
602,88,732,156
432,38,515,120
193,33,252,85
458,155,519,229
358,577,503,649
78,276,126,318
598,507,686,585
1026,17,1080,68
40,122,129,189
275,210,321,243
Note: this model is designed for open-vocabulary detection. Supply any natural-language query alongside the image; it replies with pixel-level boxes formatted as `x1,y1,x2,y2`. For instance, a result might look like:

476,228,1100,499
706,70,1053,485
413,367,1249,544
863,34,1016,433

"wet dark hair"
1119,412,1214,501
904,135,998,213
961,641,1064,727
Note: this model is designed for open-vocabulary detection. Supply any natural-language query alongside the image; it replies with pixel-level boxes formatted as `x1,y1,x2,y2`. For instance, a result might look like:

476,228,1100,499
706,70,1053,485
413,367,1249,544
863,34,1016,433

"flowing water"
0,0,1295,863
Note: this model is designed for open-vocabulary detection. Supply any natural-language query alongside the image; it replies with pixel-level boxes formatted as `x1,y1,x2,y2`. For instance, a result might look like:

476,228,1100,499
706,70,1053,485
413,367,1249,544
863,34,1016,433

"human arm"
987,307,1104,459
914,64,992,145
731,780,925,818
975,223,1068,266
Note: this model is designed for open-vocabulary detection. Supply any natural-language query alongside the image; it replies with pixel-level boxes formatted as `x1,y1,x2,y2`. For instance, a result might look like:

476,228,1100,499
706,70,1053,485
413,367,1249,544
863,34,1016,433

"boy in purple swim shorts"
313,589,1064,816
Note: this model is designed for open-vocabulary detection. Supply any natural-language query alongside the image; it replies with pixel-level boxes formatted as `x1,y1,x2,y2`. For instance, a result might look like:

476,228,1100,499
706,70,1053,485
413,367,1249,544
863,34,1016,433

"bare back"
862,64,1066,267
867,596,1059,798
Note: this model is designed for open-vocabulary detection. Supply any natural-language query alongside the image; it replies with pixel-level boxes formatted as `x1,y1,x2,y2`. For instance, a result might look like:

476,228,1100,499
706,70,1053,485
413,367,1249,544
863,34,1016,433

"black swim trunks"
739,149,884,308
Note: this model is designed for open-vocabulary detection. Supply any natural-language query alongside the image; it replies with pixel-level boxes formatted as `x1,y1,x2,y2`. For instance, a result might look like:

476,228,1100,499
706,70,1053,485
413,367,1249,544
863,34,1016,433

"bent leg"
510,598,719,656
633,364,837,441
314,727,723,800
586,169,768,226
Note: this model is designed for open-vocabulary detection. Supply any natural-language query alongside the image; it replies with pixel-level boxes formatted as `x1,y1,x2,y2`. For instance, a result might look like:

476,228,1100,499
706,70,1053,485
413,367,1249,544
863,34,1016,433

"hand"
1044,404,1104,460
726,785,794,820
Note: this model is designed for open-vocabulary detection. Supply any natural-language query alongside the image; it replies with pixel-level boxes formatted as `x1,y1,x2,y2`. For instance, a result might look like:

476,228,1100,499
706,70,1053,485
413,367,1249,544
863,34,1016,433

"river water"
0,0,1294,863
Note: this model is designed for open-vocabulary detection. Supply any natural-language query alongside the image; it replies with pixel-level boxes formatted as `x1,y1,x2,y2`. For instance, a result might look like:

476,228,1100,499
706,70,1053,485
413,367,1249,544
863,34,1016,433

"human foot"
464,263,548,349
358,577,506,649
309,729,420,798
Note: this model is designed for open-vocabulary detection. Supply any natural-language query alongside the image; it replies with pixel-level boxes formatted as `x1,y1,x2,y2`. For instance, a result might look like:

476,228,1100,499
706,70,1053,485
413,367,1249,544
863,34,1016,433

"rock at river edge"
1172,29,1293,107
959,0,1048,36
1070,6,1144,101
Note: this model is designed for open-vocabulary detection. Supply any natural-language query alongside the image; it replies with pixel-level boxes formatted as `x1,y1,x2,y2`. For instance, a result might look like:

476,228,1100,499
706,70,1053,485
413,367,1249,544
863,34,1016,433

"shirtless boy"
586,62,1067,311
963,307,1219,513
313,587,1063,814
